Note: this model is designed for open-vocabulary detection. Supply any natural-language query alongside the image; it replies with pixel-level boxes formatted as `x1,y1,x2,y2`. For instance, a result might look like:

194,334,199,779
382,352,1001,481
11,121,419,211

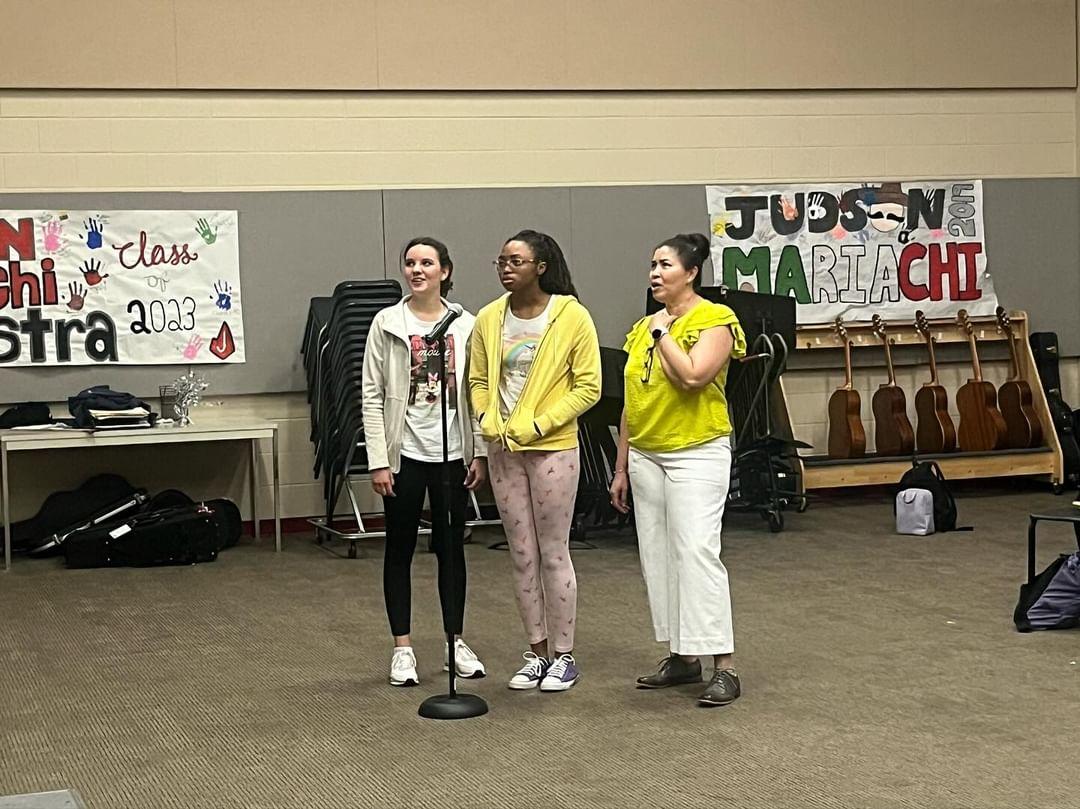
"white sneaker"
443,638,487,679
389,647,419,687
507,651,550,690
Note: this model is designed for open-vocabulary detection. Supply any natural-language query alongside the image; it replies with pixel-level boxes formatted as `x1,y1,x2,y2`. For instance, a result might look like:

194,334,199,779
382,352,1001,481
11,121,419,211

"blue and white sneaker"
539,653,580,692
508,652,549,690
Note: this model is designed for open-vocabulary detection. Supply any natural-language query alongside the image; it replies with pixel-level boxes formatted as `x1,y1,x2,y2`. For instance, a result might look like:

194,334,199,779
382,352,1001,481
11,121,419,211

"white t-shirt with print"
498,298,552,418
400,306,463,463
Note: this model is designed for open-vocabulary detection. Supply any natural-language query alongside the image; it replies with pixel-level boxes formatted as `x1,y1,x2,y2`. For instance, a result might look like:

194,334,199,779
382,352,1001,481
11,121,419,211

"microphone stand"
418,328,488,720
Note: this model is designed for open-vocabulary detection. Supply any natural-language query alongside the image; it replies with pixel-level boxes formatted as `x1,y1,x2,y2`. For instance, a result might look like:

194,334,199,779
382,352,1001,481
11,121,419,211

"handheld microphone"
423,303,464,345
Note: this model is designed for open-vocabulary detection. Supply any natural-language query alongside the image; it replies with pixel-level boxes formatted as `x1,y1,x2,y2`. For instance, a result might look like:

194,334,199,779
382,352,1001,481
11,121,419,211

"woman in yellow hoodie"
469,230,601,693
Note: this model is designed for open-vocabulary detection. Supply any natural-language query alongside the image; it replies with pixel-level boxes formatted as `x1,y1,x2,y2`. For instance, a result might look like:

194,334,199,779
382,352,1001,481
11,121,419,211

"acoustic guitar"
913,310,956,453
955,309,1007,452
827,317,866,459
995,306,1042,449
870,315,915,456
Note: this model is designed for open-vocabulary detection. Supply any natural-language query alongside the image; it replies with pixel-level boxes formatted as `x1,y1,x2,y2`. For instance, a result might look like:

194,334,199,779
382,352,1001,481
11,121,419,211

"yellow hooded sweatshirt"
468,293,601,452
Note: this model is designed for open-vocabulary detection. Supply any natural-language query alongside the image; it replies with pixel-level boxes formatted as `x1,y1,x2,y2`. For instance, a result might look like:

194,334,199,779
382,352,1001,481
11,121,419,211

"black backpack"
896,461,963,532
1014,552,1080,632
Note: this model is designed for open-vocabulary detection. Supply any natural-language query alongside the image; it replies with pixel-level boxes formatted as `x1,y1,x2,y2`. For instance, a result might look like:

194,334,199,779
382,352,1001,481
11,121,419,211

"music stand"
645,285,796,347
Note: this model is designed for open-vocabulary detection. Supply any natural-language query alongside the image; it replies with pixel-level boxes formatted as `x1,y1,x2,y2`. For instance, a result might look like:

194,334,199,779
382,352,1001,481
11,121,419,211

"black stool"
1027,511,1080,582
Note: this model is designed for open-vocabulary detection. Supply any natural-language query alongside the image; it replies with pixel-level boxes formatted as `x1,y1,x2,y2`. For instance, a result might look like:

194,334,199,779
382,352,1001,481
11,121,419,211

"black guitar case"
27,487,199,558
28,490,150,558
1,473,146,556
1030,332,1080,488
64,498,241,569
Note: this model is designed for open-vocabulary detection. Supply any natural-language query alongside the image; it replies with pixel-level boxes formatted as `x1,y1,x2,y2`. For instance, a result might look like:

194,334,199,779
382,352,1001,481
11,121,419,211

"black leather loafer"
636,655,703,689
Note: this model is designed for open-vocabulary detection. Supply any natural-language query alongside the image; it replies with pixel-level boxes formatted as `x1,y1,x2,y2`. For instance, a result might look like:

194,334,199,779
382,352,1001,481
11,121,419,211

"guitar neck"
843,339,854,389
1003,329,1021,380
924,335,941,385
967,332,984,381
880,336,898,386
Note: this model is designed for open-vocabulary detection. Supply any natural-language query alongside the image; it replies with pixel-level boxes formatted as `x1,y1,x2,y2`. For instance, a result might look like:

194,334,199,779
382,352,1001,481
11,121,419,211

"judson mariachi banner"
705,181,997,324
0,210,243,366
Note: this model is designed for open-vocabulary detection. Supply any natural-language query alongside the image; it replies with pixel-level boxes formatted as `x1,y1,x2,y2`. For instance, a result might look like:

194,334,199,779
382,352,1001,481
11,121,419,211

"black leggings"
382,456,467,637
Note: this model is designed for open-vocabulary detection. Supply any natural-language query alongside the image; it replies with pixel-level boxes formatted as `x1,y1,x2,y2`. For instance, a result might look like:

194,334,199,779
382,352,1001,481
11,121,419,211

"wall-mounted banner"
0,210,243,366
705,181,997,324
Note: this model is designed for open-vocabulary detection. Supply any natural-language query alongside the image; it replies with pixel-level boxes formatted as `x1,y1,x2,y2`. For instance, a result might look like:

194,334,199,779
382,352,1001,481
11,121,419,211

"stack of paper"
88,406,153,430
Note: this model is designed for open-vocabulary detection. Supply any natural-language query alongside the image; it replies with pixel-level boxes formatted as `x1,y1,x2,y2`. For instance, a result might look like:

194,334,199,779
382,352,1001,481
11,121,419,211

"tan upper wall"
0,1,1074,91
1,89,1074,191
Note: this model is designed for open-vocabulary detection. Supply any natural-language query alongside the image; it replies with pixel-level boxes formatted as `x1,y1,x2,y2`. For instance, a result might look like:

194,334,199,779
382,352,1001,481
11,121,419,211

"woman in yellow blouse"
610,232,746,708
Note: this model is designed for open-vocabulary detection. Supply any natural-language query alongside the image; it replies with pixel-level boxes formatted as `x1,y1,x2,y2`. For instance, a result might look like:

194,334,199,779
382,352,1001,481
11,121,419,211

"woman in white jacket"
361,237,488,687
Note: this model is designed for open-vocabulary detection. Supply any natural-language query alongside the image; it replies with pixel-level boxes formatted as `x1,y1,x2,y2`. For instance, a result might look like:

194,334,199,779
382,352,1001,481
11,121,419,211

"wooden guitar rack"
790,310,1064,491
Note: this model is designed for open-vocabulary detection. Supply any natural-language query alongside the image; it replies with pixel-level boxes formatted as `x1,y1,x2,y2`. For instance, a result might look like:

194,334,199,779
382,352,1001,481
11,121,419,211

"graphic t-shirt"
498,298,552,418
400,306,463,462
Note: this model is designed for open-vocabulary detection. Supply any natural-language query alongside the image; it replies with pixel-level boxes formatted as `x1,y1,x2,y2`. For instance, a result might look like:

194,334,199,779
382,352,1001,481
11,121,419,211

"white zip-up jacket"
361,298,485,473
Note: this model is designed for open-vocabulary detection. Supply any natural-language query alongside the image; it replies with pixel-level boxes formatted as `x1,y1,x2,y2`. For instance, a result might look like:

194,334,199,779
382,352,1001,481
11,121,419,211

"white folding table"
1,420,280,570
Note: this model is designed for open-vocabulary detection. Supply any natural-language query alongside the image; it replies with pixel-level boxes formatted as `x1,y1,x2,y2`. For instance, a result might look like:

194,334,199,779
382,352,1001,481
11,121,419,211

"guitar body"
914,383,956,453
828,388,866,459
956,379,1007,451
998,380,1043,448
871,384,915,456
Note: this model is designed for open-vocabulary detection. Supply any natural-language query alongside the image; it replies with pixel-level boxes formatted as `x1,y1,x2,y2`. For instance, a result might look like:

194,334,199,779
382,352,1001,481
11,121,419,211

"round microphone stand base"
418,692,489,720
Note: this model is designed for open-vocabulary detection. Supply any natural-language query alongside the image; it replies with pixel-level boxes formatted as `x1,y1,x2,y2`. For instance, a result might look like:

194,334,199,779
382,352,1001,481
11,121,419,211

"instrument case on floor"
4,473,143,556
63,499,241,569
28,490,150,557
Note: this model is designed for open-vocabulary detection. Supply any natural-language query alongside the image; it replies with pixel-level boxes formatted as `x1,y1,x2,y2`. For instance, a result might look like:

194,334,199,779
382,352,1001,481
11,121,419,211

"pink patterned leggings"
488,442,580,653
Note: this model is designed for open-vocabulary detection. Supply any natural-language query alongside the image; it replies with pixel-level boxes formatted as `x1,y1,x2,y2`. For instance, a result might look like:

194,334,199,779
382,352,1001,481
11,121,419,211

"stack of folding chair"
302,280,402,556
301,296,332,402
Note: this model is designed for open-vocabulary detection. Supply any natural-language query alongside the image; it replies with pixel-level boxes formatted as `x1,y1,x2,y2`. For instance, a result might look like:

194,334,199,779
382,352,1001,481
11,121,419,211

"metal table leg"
250,438,260,541
273,427,282,552
2,444,10,571
1027,516,1037,584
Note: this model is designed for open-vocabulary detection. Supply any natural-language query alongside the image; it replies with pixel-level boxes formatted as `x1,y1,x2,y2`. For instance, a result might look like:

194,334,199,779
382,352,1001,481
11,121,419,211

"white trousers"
629,435,734,656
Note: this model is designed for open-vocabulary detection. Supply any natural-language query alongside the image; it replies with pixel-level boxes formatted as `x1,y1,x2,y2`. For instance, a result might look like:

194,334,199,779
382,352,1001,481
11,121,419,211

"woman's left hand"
609,470,631,514
649,311,676,333
464,457,488,490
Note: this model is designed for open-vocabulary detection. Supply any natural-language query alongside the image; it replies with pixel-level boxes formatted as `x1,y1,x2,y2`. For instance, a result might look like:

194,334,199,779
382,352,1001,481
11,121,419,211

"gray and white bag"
896,488,935,535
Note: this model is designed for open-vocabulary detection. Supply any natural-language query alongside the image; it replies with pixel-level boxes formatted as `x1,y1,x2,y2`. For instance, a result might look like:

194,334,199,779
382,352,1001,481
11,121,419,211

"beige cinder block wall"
2,88,1075,519
1,1,1077,519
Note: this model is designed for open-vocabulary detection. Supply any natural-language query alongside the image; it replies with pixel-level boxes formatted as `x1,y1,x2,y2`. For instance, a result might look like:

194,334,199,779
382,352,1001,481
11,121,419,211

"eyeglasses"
493,257,538,270
641,343,656,383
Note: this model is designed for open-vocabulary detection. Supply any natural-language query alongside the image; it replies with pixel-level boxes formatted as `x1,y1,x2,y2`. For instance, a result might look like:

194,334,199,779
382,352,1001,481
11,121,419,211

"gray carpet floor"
1,486,1077,809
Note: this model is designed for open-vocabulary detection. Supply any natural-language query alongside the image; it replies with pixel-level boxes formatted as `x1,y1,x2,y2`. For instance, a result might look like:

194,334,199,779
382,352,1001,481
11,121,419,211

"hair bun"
683,232,710,264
